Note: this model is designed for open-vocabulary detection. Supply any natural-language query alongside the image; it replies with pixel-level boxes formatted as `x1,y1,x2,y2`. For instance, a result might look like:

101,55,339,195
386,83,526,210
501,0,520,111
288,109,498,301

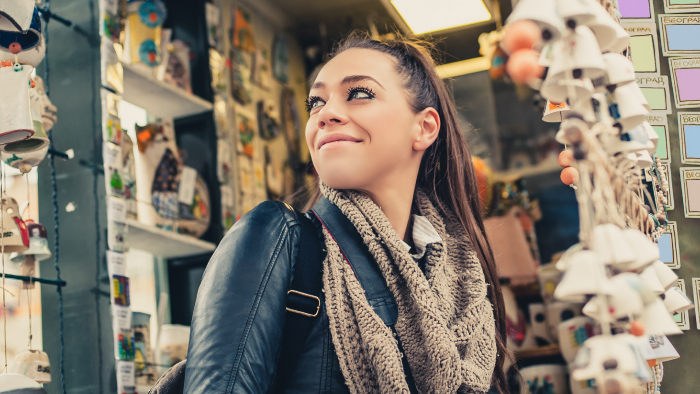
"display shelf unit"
126,218,217,258
122,62,213,119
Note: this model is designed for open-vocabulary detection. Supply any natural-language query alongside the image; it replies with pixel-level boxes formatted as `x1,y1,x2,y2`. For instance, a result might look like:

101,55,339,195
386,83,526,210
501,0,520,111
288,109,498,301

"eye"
304,96,325,112
346,86,375,101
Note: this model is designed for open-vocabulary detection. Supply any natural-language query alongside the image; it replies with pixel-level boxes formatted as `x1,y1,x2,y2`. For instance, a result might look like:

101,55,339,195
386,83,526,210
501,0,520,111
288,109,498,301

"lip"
317,133,362,150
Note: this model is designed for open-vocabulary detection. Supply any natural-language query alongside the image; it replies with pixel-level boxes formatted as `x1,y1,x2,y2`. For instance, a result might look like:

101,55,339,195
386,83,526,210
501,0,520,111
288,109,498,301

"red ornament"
629,320,645,336
558,150,574,168
560,167,579,185
9,42,22,55
506,49,544,84
503,20,542,54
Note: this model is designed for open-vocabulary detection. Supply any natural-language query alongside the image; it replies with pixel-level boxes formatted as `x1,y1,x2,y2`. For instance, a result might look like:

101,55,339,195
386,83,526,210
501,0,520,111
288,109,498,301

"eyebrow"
310,75,384,91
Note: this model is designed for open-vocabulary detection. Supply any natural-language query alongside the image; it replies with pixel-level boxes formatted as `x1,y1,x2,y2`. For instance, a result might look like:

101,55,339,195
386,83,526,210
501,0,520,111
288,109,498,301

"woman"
182,34,508,394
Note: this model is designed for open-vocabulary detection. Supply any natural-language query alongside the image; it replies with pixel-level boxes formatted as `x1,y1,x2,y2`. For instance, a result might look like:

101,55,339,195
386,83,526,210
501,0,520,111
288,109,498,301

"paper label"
116,360,136,393
108,197,127,224
178,166,197,204
107,250,127,277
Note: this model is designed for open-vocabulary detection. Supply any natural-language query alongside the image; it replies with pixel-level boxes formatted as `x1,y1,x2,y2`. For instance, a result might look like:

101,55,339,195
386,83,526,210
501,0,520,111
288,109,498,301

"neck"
361,179,417,245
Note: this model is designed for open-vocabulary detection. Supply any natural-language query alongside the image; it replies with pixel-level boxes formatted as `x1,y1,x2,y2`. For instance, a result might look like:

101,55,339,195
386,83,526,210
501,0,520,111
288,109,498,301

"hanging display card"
693,278,700,329
620,0,656,21
680,167,700,217
107,196,128,224
659,15,700,56
668,57,700,108
117,360,136,394
657,221,681,269
622,23,662,75
637,76,672,114
659,163,675,210
647,114,671,161
678,112,700,164
673,279,690,330
663,0,700,13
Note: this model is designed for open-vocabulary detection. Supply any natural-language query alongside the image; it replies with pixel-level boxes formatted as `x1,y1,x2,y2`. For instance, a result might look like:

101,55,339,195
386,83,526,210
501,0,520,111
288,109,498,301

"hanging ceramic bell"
650,260,678,290
1,144,49,174
568,94,598,123
592,224,635,267
541,76,595,105
641,122,658,150
0,7,42,52
554,249,613,303
582,280,645,322
639,266,665,295
615,228,659,272
546,26,606,84
542,100,569,122
635,151,653,169
10,349,51,384
0,194,29,253
571,335,640,382
506,0,565,43
0,373,47,394
611,83,649,132
0,64,34,145
555,116,590,145
556,0,596,30
2,106,50,155
663,287,693,315
603,53,635,91
587,2,630,53
649,335,679,362
624,125,655,154
639,299,683,336
0,33,44,67
0,0,35,32
10,220,51,263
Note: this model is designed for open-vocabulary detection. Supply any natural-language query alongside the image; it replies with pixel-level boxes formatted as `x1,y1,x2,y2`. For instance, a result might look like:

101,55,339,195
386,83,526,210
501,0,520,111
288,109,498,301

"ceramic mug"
529,303,554,346
519,364,570,394
546,302,582,343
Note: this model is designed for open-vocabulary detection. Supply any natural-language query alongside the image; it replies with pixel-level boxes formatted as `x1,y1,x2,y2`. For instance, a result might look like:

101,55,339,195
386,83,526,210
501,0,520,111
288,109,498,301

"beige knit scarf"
320,184,497,394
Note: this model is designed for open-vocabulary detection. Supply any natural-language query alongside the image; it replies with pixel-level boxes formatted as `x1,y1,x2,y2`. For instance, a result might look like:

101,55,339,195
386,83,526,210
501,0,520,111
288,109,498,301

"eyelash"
304,86,376,113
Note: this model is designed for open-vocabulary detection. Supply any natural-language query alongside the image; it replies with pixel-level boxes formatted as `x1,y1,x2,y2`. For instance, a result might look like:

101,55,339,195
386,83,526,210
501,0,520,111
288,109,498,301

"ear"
413,107,440,151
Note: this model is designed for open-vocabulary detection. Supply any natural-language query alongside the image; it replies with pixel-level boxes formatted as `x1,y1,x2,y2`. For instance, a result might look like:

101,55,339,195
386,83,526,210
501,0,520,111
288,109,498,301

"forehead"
314,48,399,87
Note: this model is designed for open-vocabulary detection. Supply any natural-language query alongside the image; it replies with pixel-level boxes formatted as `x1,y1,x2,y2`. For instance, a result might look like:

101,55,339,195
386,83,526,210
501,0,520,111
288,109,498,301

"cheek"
305,118,317,155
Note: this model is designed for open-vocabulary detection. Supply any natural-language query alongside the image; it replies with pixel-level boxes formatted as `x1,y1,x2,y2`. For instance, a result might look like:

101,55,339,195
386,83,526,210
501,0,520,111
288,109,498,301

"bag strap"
311,197,398,326
272,202,326,392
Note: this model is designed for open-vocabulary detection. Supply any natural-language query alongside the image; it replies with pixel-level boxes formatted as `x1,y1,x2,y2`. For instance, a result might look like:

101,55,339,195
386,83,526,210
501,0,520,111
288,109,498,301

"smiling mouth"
319,139,361,150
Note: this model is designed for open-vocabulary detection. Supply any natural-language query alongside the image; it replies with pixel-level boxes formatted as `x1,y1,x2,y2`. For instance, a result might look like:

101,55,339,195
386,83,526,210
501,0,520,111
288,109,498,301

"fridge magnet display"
104,141,124,197
680,167,700,217
217,139,232,183
231,48,252,104
636,75,672,114
104,116,124,146
657,221,681,269
220,185,235,231
619,0,655,21
668,56,700,108
116,360,136,394
164,40,192,93
107,250,127,277
114,326,135,361
251,45,272,89
265,146,283,197
272,34,289,83
257,100,281,140
210,48,227,95
121,131,137,216
622,22,661,75
151,147,180,220
123,0,166,67
646,113,670,162
663,0,700,14
99,0,122,42
213,96,230,137
238,156,253,193
658,14,700,56
232,6,255,53
111,274,131,307
236,110,256,157
101,39,124,94
205,2,221,49
112,305,132,334
177,174,211,238
107,196,128,224
108,220,127,252
659,162,675,210
672,279,690,330
678,112,700,164
693,278,700,329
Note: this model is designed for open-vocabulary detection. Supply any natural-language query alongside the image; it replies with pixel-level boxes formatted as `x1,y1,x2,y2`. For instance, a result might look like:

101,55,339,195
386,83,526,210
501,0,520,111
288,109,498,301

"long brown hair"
303,32,510,394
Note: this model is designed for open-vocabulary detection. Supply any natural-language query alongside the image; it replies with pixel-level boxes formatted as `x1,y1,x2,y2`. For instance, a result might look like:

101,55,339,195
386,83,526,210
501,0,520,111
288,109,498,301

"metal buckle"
286,290,320,317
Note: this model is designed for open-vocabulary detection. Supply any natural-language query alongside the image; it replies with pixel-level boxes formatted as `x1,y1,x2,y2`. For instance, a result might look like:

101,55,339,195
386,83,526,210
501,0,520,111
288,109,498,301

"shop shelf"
121,63,213,119
515,344,562,360
126,218,216,258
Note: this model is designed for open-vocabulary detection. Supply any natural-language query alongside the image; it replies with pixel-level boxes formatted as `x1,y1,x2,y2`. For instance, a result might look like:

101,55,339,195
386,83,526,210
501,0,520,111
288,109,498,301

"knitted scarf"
320,184,497,394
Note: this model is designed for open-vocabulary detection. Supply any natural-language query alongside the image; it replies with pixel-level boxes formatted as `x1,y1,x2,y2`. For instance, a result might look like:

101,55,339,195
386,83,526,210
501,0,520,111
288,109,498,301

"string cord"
2,156,6,374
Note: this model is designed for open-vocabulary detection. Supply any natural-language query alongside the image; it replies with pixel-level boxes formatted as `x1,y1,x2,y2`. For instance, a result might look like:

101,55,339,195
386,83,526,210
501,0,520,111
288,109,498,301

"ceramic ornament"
542,100,569,122
602,53,635,90
611,83,650,132
10,349,51,384
554,250,613,303
1,106,50,156
662,287,693,315
546,26,606,84
519,364,570,394
650,260,678,290
31,76,57,132
506,0,565,43
10,220,51,263
546,301,583,341
581,0,628,53
0,373,47,394
0,64,34,145
0,194,29,253
0,0,35,32
640,299,683,336
0,34,44,67
0,7,42,53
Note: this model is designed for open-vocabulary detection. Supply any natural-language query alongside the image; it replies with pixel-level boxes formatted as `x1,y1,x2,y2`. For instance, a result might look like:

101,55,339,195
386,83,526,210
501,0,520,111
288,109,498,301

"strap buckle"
286,290,320,317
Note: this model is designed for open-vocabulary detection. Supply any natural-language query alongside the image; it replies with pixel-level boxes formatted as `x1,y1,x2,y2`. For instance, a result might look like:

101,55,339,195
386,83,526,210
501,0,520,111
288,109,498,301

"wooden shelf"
126,219,217,258
122,63,213,119
515,345,562,360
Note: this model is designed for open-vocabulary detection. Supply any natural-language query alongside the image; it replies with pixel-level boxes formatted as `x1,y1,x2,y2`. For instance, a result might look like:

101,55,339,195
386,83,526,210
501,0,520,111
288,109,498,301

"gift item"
546,302,582,342
0,194,29,253
0,34,44,67
123,0,166,66
519,364,570,394
31,76,57,132
133,312,156,388
10,349,51,384
177,174,210,238
1,105,50,156
529,303,555,346
164,40,191,93
0,7,42,52
0,1,36,32
0,373,47,394
0,64,35,145
10,220,51,289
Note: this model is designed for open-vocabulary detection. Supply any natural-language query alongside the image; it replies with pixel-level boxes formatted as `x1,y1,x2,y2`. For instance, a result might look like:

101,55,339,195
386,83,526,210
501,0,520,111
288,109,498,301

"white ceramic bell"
611,83,649,132
0,194,28,253
538,42,556,67
617,228,659,272
615,333,655,383
554,250,613,303
556,0,596,30
584,0,625,53
0,34,44,67
639,299,683,336
624,125,655,154
592,224,635,267
546,26,606,83
555,243,584,272
10,349,51,384
541,77,595,106
569,94,598,123
663,287,693,314
555,116,590,145
0,373,48,393
558,316,597,364
600,132,649,155
641,122,658,150
648,335,679,362
543,100,569,122
572,335,640,382
569,373,597,394
1,105,49,155
639,266,665,295
603,53,635,89
506,0,565,43
0,0,35,32
582,283,644,321
635,151,653,169
0,64,34,145
2,143,48,174
10,220,51,262
650,260,678,290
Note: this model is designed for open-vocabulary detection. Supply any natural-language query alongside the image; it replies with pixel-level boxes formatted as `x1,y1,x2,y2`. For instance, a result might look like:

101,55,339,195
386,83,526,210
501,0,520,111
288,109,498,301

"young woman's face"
305,48,425,191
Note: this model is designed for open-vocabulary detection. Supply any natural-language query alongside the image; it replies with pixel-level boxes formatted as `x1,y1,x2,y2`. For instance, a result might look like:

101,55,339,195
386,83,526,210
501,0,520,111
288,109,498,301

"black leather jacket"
183,201,349,394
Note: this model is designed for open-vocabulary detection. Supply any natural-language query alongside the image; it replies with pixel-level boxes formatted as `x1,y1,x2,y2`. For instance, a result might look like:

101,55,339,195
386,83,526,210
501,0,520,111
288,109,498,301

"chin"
317,166,368,191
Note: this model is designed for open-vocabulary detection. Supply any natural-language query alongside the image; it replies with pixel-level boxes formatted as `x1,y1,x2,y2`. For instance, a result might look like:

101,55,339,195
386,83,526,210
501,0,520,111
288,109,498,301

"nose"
317,98,348,129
